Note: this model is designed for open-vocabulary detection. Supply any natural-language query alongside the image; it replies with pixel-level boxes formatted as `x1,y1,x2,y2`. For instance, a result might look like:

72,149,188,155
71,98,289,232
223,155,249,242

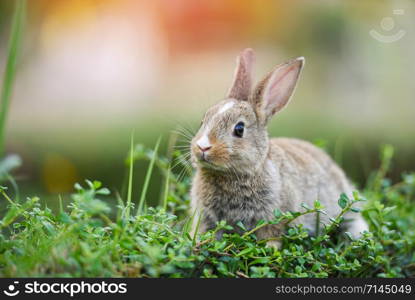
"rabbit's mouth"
195,155,229,172
195,152,211,164
191,141,230,171
193,151,217,166
199,152,207,161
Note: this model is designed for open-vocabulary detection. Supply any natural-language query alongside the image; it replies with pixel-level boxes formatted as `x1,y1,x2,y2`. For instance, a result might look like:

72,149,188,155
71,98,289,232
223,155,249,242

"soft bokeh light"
1,0,414,200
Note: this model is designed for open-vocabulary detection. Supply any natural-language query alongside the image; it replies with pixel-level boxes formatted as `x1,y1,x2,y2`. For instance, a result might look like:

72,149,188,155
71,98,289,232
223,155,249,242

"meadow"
1,141,414,277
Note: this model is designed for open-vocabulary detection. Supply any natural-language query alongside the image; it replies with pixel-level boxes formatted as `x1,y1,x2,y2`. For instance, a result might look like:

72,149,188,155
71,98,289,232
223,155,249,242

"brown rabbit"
190,49,368,247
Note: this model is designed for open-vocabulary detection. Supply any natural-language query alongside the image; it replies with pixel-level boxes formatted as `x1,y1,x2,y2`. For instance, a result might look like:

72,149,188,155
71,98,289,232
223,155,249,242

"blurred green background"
1,0,414,206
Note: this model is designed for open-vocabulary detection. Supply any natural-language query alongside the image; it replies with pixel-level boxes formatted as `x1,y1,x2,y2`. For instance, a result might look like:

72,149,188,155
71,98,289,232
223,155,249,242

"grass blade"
0,186,15,205
58,195,63,213
192,210,203,245
125,134,134,219
162,165,170,211
0,0,26,155
136,137,161,215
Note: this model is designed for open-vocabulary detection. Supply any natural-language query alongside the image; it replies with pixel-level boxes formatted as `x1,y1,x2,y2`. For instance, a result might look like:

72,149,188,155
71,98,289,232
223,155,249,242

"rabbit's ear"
226,48,255,101
251,57,304,124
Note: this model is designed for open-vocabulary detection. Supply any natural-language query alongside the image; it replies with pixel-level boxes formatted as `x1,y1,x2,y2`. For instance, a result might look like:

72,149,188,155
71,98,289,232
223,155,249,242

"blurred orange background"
0,0,414,202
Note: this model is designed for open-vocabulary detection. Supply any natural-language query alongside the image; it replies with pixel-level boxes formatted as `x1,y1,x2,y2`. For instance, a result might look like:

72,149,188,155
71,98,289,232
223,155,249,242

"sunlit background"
1,0,414,205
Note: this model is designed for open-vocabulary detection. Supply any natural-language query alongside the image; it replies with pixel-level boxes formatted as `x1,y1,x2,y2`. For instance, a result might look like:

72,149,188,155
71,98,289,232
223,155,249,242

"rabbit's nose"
198,144,211,153
196,135,211,152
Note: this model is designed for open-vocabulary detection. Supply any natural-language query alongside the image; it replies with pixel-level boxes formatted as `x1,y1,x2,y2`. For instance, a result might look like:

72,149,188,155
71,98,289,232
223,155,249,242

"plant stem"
0,188,15,205
125,134,134,219
0,0,26,155
136,137,161,215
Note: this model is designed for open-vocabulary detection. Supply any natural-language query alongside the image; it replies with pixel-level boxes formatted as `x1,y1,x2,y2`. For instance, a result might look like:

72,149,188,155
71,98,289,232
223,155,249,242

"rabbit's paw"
266,240,282,249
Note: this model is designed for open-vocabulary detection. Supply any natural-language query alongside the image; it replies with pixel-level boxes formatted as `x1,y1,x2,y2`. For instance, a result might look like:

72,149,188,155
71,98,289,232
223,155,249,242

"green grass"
0,143,414,278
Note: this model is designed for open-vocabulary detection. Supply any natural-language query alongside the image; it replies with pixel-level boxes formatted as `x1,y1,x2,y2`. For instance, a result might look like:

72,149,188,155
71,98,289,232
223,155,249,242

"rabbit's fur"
190,49,368,247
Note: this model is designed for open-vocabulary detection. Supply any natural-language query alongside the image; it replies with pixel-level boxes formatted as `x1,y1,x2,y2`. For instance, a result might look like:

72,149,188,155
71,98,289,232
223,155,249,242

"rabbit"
190,48,368,248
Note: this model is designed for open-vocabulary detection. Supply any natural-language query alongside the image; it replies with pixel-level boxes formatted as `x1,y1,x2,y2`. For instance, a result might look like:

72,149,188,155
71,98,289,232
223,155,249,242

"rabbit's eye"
233,122,244,138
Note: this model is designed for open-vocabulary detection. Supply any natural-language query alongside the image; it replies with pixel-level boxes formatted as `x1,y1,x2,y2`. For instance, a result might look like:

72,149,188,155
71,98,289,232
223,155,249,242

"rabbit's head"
191,49,304,173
